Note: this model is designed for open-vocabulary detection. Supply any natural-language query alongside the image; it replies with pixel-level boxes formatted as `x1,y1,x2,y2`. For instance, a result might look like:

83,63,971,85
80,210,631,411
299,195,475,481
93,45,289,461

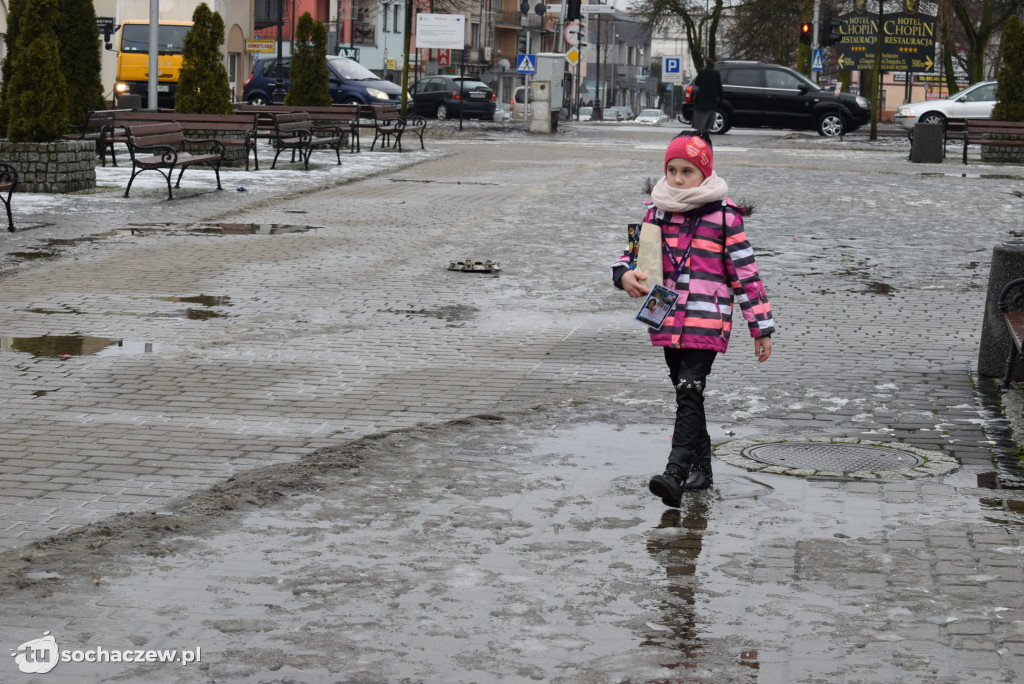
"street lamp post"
595,15,602,120
273,0,287,103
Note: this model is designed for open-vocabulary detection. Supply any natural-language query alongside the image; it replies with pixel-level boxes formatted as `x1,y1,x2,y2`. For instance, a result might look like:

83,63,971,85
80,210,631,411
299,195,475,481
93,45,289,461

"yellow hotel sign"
246,39,277,53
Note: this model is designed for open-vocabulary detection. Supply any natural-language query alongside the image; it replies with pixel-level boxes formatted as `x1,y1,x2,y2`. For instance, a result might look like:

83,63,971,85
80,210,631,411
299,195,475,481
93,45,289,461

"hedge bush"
285,13,331,107
992,15,1024,122
175,2,233,114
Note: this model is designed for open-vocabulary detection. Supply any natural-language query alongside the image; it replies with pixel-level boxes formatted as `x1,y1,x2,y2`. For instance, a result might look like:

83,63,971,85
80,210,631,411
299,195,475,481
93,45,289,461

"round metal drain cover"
714,438,960,480
746,443,924,471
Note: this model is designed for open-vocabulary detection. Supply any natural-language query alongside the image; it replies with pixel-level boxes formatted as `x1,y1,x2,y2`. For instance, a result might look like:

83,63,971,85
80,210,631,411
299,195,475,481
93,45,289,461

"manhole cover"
746,443,924,470
714,438,960,480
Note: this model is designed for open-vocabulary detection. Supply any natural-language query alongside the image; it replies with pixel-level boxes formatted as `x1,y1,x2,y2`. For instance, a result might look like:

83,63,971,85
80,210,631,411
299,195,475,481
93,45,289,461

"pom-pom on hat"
664,134,714,179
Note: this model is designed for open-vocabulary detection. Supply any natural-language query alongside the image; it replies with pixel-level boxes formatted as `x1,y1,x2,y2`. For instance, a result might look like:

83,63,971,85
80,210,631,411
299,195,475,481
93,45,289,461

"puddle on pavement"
389,178,500,186
157,294,232,307
0,335,154,357
186,308,226,320
157,294,231,320
861,280,895,295
123,223,317,235
921,172,1024,180
6,235,105,263
8,250,60,260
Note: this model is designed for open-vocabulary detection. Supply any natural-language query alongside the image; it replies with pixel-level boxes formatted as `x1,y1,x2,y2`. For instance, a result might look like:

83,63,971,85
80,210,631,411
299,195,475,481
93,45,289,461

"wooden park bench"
64,109,134,166
362,103,426,152
267,111,344,169
999,277,1024,387
0,161,18,232
122,122,224,200
100,111,259,170
236,103,360,153
963,119,1024,164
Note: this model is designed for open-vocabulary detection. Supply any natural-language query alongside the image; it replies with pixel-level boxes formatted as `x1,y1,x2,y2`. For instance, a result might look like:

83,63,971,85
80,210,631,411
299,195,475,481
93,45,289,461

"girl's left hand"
754,337,772,363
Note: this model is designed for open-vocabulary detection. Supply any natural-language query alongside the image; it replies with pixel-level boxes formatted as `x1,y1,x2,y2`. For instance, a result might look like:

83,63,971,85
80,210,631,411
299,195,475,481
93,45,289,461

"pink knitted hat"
664,135,714,179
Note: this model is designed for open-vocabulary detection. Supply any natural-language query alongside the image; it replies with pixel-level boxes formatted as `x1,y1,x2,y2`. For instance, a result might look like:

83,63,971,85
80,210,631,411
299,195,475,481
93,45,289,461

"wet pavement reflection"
2,408,1022,682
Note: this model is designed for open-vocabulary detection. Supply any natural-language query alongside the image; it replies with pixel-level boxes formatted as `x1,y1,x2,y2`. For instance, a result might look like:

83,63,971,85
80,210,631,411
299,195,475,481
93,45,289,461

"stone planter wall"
0,140,96,193
981,133,1024,164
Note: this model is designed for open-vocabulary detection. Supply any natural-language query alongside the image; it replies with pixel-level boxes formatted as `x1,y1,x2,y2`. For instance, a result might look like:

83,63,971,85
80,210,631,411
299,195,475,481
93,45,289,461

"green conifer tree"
992,15,1024,122
6,0,69,142
57,0,108,126
0,0,28,136
285,13,331,107
175,3,233,114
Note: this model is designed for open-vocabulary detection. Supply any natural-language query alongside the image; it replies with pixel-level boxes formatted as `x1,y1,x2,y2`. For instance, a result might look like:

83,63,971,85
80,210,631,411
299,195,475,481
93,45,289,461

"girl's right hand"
621,269,650,298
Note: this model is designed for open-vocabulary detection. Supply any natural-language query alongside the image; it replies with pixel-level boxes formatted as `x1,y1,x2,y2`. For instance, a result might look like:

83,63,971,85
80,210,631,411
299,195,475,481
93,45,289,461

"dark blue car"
242,55,401,106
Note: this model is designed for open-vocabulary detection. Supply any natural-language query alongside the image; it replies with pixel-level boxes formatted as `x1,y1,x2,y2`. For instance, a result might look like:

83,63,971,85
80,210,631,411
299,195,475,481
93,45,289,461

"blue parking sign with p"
664,57,681,75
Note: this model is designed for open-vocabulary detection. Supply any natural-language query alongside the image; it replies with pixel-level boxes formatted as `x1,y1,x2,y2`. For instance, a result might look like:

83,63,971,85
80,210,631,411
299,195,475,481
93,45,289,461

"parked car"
603,106,634,121
510,86,527,120
680,60,872,137
411,75,496,120
242,55,402,106
577,106,593,121
893,80,998,133
636,108,669,125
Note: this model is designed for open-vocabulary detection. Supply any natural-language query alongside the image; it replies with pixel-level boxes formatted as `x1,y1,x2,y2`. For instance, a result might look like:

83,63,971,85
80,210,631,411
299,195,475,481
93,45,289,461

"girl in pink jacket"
611,132,775,507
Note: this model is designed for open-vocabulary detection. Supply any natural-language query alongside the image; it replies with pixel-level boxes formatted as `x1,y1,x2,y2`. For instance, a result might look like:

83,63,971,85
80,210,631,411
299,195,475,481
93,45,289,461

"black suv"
681,61,871,137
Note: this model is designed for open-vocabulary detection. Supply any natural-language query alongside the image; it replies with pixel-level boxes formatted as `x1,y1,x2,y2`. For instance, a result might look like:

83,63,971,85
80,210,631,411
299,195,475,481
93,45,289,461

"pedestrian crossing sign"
812,49,823,72
517,54,537,74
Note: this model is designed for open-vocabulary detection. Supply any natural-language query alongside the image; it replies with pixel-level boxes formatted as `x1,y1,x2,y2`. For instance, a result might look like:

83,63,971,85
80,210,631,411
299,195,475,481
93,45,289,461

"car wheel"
436,103,449,120
247,94,270,106
919,112,947,127
818,113,845,137
709,110,730,134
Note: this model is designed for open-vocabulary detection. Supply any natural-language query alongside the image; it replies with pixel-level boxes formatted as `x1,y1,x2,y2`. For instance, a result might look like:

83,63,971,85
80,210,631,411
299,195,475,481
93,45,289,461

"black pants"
664,347,717,471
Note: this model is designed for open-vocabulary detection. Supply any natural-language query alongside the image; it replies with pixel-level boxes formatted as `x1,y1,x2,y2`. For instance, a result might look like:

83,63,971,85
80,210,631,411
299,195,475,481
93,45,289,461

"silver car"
893,80,998,131
636,108,669,125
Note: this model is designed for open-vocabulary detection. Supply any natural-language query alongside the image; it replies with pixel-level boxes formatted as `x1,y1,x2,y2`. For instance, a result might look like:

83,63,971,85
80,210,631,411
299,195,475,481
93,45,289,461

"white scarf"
650,172,729,214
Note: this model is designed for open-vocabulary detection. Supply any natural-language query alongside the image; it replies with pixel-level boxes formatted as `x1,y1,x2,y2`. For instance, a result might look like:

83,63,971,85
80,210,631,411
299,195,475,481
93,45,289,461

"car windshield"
639,109,662,117
328,57,380,81
121,24,190,54
580,107,593,114
454,79,489,90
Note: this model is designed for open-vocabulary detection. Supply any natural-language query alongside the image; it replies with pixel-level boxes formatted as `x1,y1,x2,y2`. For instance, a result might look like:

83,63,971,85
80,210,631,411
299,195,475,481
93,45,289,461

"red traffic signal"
799,22,812,45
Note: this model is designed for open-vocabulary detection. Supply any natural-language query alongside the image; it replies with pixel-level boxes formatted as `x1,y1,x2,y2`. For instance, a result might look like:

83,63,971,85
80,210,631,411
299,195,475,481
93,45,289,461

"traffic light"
517,33,527,54
567,0,581,22
799,22,812,45
826,18,843,46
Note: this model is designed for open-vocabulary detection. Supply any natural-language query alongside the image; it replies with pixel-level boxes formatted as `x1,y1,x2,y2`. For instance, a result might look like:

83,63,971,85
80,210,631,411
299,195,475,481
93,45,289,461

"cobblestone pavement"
2,123,1024,682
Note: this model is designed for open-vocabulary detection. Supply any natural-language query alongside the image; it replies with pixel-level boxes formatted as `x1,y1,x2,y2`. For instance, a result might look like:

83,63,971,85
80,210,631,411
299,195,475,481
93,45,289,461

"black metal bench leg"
124,167,143,198
1003,343,1020,389
3,199,12,232
163,167,175,200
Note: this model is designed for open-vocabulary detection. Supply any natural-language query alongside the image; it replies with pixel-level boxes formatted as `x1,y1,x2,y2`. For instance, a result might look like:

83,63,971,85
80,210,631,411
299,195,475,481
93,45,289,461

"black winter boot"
649,463,687,508
681,461,713,490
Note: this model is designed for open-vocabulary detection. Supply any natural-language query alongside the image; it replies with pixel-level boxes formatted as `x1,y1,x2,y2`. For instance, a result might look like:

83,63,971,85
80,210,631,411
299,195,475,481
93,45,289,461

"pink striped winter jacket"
615,199,775,352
